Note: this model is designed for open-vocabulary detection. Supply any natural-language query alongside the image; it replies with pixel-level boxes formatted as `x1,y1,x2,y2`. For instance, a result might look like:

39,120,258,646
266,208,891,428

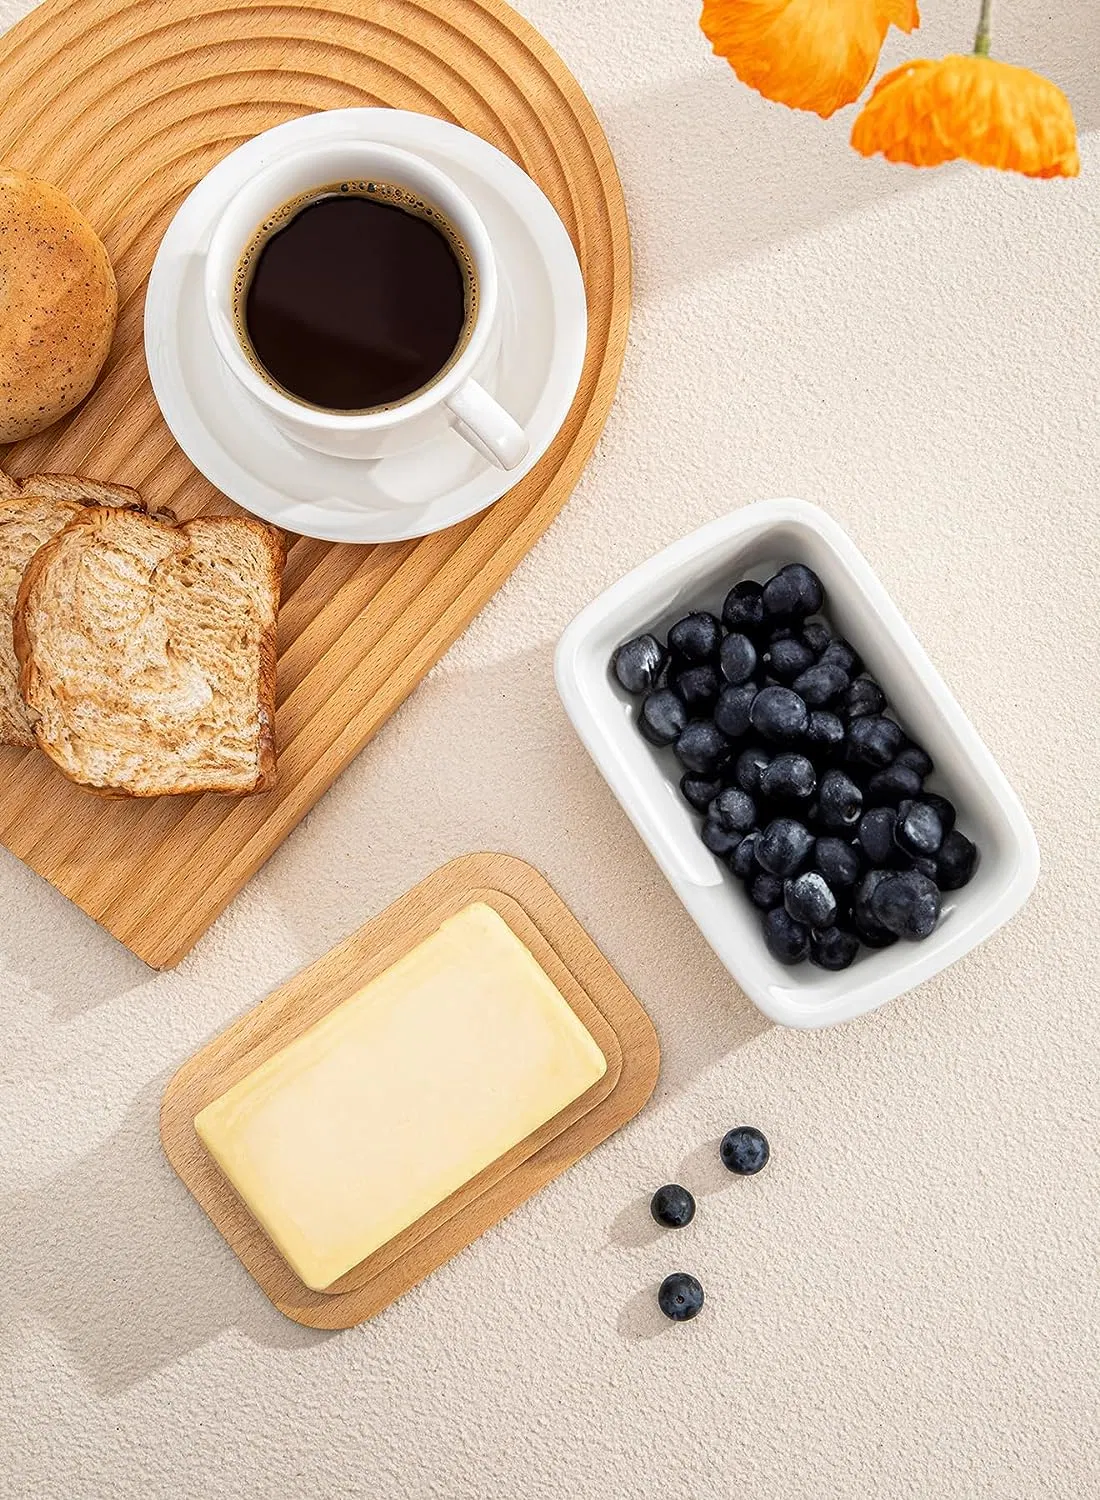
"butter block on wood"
194,903,607,1291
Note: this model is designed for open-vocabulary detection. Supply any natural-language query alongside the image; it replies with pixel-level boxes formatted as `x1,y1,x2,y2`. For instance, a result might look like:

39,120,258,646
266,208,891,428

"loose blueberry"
810,925,861,971
813,836,862,888
749,685,809,745
701,817,741,858
894,744,934,778
668,611,722,664
650,1184,696,1229
844,677,887,720
679,773,724,813
784,871,837,928
734,746,771,795
817,769,863,831
722,579,766,635
639,689,687,746
765,637,816,682
760,753,816,804
675,721,731,774
763,907,810,963
730,831,761,880
911,855,939,882
658,1272,705,1322
719,632,758,685
763,564,823,621
895,801,944,857
801,621,832,656
756,817,815,877
613,633,667,695
714,682,758,739
846,715,905,768
805,710,845,754
720,1125,771,1174
936,829,978,890
865,763,924,806
819,638,862,676
853,869,900,948
712,786,757,835
870,870,941,940
674,664,720,716
792,661,849,707
858,806,897,866
920,792,957,835
750,872,785,910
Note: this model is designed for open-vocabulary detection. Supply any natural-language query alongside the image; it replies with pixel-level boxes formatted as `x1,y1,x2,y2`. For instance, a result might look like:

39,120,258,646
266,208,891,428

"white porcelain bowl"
555,499,1039,1029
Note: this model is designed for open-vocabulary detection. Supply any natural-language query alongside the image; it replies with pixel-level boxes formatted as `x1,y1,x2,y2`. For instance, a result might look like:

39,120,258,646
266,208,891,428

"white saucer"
144,110,587,544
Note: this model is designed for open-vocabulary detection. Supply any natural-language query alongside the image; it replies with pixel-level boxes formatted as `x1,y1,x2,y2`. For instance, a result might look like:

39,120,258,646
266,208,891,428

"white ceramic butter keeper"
555,499,1039,1029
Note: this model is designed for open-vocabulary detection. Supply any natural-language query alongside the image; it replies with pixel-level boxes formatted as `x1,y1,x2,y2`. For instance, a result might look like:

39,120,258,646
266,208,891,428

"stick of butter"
194,902,607,1291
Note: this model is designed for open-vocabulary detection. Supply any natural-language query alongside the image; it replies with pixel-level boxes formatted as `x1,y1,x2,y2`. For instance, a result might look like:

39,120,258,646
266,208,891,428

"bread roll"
0,167,117,443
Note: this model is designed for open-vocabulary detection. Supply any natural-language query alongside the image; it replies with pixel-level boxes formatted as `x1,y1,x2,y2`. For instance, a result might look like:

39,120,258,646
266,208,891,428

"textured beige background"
1,1,1098,1496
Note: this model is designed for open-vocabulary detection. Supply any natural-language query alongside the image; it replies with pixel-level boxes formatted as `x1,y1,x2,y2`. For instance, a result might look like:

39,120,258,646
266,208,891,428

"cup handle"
445,378,529,471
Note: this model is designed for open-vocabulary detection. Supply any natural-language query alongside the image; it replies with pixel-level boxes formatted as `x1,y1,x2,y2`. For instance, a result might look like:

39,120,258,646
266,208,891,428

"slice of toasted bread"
0,472,143,747
15,508,284,795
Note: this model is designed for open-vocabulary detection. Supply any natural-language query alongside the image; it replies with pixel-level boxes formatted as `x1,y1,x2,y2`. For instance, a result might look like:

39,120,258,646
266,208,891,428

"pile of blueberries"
612,562,979,969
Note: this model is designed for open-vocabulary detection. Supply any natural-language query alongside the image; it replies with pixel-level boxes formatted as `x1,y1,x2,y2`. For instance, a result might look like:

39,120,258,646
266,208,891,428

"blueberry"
894,744,934,778
819,638,862,676
714,683,757,739
937,829,978,890
675,721,731,774
763,563,823,621
750,872,785,910
865,764,924,806
767,626,795,644
817,769,863,831
764,906,810,963
658,1272,704,1322
920,792,957,835
613,633,667,694
712,786,757,834
667,611,722,664
858,807,897,865
680,773,723,813
639,689,687,746
813,836,862,888
810,926,861,971
846,715,905,768
734,746,771,795
765,637,816,682
701,816,741,858
792,661,849,707
674,664,720,716
870,870,941,940
719,632,758,685
750,685,809,745
760,753,816,803
730,831,760,879
756,817,815,877
911,855,939,881
722,579,765,635
844,677,886,720
650,1184,696,1229
853,869,900,947
801,621,832,656
895,801,944,857
784,871,837,928
805,710,845,754
720,1125,770,1174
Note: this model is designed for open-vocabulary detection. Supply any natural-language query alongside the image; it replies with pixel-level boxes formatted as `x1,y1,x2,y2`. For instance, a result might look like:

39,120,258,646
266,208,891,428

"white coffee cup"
203,140,529,470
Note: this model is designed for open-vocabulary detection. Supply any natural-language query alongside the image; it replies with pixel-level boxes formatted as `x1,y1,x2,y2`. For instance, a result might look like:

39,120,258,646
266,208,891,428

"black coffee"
234,181,475,412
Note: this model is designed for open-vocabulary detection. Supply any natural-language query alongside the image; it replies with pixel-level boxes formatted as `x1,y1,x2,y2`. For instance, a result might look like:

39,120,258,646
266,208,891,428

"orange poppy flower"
700,0,920,119
851,56,1080,177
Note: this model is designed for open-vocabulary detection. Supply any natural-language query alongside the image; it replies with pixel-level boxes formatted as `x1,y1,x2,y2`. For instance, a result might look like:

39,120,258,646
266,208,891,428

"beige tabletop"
1,0,1098,1496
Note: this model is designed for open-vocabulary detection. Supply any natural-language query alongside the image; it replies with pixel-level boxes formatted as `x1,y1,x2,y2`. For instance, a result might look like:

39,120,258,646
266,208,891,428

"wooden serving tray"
161,854,659,1328
0,0,630,967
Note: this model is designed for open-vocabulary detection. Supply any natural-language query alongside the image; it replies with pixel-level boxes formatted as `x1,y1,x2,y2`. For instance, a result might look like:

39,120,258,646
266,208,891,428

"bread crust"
14,509,285,796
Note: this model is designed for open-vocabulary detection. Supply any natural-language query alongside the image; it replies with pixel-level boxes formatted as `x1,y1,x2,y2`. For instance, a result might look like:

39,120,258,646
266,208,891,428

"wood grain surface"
0,0,631,967
161,854,660,1328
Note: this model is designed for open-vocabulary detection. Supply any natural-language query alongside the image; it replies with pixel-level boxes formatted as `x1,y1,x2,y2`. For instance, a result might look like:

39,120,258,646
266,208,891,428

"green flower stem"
974,0,993,56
